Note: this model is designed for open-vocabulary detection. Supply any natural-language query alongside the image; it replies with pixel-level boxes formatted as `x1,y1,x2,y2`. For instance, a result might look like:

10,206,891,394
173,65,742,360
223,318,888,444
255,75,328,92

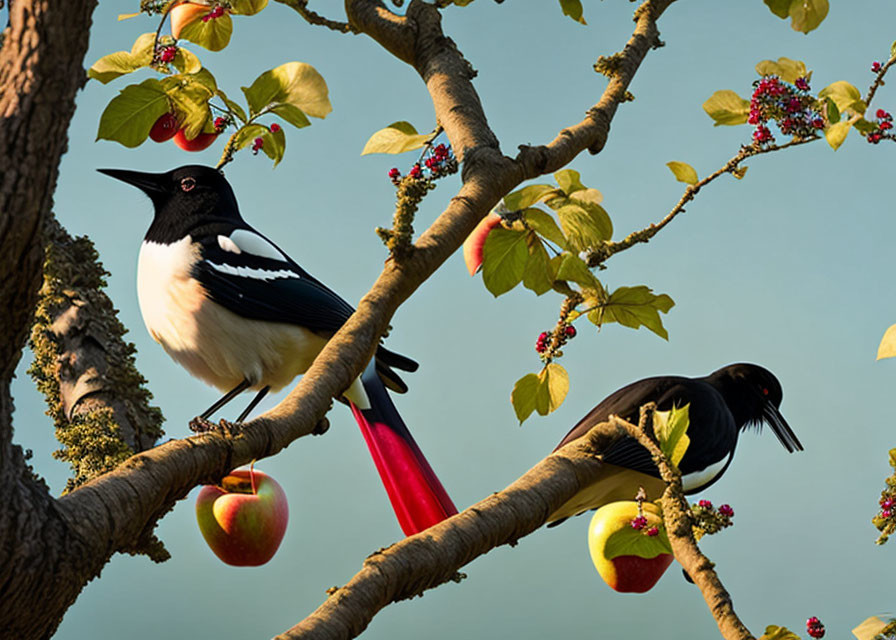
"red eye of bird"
762,387,769,396
181,177,196,192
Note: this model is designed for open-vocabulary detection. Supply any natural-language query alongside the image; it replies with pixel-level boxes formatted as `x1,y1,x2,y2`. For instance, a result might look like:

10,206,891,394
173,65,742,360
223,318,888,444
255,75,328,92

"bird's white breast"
137,238,329,393
681,452,733,492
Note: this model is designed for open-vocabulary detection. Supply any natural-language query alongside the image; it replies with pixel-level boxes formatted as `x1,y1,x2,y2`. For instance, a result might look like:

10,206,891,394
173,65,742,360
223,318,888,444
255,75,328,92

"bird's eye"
761,387,769,396
180,177,196,192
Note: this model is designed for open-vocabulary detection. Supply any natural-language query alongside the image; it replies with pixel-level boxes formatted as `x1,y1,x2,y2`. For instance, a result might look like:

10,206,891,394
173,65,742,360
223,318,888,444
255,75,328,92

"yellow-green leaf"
762,0,790,19
825,120,851,150
666,161,698,185
591,285,674,339
87,32,155,84
271,103,310,129
361,121,429,155
504,184,557,210
217,88,248,123
523,208,567,249
230,0,268,15
511,364,569,423
522,238,553,296
552,253,601,290
232,123,285,166
788,0,828,34
179,12,233,52
653,404,690,467
702,90,750,126
242,61,331,118
482,228,529,297
819,81,865,115
758,625,800,640
852,616,889,640
161,74,214,139
557,202,612,251
755,57,808,84
558,0,586,25
96,79,171,148
554,168,587,195
877,324,896,359
172,47,202,75
118,12,141,20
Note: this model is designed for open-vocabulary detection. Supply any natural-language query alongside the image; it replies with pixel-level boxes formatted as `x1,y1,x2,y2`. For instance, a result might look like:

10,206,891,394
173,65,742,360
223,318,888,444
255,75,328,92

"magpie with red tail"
98,164,457,536
548,363,802,525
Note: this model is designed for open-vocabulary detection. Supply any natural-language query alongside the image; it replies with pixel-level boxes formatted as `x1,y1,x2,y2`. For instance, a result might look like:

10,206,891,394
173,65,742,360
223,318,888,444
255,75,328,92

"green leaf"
591,285,674,339
552,253,601,290
557,202,612,251
854,117,877,135
271,103,311,129
824,120,851,150
161,74,214,139
877,324,896,359
188,67,218,93
824,97,840,124
554,168,587,195
232,123,285,166
759,625,800,640
523,238,553,296
653,404,690,467
230,0,268,15
702,90,750,126
504,184,557,210
481,228,529,296
852,616,889,640
755,57,807,84
179,11,233,51
558,0,586,25
788,0,828,34
762,0,791,19
87,32,155,84
96,79,170,148
511,364,570,423
361,121,429,155
523,208,567,248
603,514,672,560
118,12,141,20
217,89,248,123
890,449,896,469
666,161,698,185
172,47,202,75
568,189,612,239
818,81,865,115
242,61,331,118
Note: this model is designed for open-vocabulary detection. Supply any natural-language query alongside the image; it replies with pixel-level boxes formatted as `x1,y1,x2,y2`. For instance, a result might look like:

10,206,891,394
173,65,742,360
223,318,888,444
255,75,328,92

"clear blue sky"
12,1,896,638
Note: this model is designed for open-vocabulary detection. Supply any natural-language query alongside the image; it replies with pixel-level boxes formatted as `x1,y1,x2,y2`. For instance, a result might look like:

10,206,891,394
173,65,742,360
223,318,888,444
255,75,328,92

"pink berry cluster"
691,499,735,535
629,515,659,537
748,75,824,145
806,616,825,639
534,324,576,356
156,45,177,63
867,108,893,144
202,4,226,21
872,61,883,73
387,143,457,187
251,137,264,154
213,116,229,133
879,493,895,520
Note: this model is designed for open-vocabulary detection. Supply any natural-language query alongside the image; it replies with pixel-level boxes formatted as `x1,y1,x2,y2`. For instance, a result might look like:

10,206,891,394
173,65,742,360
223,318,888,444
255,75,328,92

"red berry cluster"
213,116,229,133
806,616,825,639
534,324,576,356
630,515,648,530
251,137,264,154
748,75,824,146
270,123,281,133
867,108,893,144
879,494,894,519
202,5,225,21
691,499,735,536
387,143,457,187
872,61,883,73
156,45,177,63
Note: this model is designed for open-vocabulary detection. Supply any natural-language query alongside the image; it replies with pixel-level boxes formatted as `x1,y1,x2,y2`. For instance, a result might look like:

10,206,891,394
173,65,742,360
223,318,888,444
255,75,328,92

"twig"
864,55,896,107
274,0,357,33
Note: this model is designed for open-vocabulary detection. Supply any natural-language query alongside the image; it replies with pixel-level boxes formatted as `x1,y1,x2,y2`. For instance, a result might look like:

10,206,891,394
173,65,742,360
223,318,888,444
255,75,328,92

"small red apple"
588,501,674,593
173,127,219,151
149,112,179,142
195,468,289,566
170,1,211,39
462,212,503,276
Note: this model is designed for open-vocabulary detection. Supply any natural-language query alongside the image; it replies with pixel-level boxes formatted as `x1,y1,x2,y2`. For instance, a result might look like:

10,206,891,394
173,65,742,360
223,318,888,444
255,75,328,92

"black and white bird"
99,164,457,536
547,363,802,525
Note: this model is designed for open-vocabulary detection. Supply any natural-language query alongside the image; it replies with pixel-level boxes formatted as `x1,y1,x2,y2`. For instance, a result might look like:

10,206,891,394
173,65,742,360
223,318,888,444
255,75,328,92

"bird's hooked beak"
97,168,167,196
762,402,803,453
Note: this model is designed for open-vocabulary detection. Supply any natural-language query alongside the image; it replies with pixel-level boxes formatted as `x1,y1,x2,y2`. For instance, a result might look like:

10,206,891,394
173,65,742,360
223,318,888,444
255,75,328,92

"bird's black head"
706,363,803,453
97,165,241,243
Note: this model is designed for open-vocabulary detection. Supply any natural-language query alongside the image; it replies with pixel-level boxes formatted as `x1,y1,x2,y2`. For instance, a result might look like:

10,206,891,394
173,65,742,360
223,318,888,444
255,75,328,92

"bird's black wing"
554,376,735,478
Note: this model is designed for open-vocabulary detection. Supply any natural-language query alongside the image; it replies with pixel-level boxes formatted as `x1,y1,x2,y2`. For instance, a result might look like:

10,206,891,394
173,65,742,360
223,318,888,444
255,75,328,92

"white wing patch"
208,261,296,281
217,235,241,254
228,229,284,261
681,453,732,492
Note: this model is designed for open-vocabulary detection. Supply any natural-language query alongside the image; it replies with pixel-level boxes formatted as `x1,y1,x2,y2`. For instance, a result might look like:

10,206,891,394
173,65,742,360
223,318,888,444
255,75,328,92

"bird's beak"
97,168,167,196
762,403,803,453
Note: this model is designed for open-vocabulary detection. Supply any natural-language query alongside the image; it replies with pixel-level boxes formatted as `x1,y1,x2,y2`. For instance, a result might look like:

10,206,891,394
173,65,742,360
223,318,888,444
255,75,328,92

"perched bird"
548,363,801,525
98,164,457,536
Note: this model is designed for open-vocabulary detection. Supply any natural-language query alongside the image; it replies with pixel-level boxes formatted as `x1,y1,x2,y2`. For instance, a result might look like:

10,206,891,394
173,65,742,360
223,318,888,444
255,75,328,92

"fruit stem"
249,459,257,495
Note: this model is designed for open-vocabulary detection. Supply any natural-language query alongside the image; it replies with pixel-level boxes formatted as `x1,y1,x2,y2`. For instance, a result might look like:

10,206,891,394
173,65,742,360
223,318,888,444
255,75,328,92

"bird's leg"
190,379,251,433
235,386,270,423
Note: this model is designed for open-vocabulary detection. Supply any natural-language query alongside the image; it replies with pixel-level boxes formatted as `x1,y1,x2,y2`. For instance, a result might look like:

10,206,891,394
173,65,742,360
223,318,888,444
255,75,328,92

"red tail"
351,363,457,536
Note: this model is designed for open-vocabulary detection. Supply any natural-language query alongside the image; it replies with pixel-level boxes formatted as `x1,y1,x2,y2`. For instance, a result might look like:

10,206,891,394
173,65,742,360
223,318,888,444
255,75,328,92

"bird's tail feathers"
351,361,457,536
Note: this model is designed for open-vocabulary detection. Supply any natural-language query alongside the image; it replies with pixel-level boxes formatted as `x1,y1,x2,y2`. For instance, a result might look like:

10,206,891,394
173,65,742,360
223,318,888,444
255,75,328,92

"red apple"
173,127,219,151
149,112,179,142
587,501,674,593
195,468,289,566
170,1,211,39
462,212,503,276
